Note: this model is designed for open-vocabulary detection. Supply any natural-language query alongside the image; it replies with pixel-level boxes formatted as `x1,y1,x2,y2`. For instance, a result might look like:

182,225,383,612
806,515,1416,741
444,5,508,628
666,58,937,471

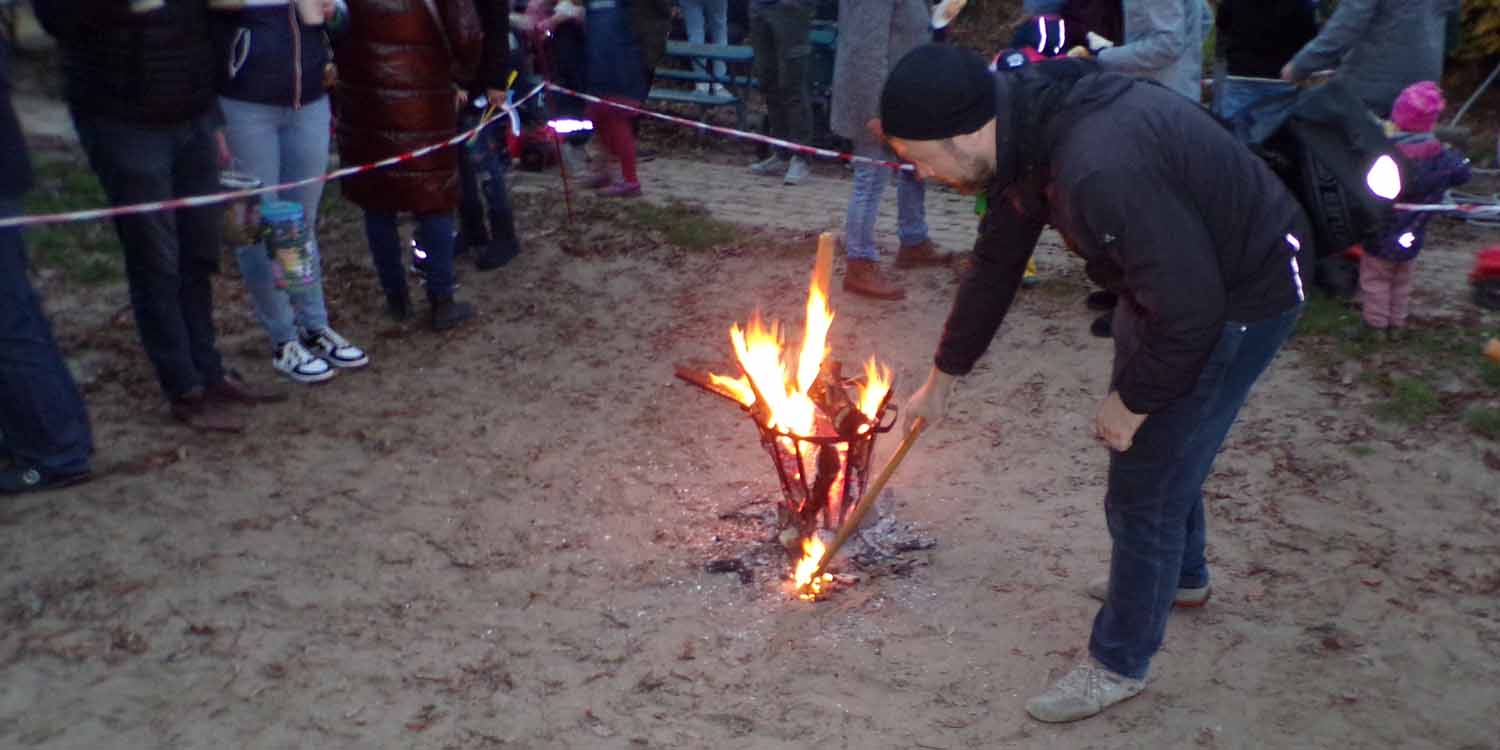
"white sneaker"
274,340,336,384
749,153,788,175
1025,660,1145,723
783,156,810,185
302,327,369,369
1085,575,1211,608
694,82,711,95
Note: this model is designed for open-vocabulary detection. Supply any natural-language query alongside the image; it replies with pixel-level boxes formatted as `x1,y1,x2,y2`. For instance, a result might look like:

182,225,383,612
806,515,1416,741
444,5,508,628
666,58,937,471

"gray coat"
830,0,931,142
1288,0,1458,116
1095,0,1210,101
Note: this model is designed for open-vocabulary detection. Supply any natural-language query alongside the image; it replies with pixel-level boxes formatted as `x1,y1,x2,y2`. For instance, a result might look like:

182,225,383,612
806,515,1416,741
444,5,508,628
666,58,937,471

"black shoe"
0,465,92,495
1085,290,1119,311
475,226,521,271
386,291,413,322
1090,312,1113,339
430,295,475,331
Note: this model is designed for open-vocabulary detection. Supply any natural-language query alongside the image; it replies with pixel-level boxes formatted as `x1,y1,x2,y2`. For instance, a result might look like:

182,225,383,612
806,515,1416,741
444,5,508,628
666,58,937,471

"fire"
710,237,886,439
793,537,832,600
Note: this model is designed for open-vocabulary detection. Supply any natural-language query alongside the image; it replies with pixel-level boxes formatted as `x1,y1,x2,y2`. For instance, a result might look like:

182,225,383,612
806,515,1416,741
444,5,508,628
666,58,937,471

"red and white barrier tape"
544,82,916,172
5,79,1498,228
0,84,546,230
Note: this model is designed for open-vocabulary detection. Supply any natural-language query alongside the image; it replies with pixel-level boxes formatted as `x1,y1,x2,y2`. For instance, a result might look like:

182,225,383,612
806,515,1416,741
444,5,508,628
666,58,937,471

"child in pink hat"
1359,81,1471,338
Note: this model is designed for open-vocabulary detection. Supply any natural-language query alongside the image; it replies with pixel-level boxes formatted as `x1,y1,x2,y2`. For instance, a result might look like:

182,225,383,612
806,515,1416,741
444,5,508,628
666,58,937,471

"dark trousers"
72,109,226,400
1089,303,1301,679
363,212,457,300
456,120,521,266
750,3,812,148
0,200,93,473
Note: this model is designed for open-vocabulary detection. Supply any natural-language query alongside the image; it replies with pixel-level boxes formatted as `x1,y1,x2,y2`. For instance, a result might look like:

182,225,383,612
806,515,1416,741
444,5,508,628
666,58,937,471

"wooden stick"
805,417,927,585
812,232,835,295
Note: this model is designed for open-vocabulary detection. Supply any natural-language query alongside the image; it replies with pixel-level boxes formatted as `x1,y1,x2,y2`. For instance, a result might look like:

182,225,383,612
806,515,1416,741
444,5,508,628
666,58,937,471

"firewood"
809,360,871,438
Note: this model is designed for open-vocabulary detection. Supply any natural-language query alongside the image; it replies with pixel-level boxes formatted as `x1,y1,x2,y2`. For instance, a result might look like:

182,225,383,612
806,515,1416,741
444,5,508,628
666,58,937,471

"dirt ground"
4,140,1500,750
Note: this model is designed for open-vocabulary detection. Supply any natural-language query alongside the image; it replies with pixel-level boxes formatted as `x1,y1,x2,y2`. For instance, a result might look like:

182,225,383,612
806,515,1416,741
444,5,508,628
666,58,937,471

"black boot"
429,294,475,331
1090,312,1113,339
1085,289,1119,311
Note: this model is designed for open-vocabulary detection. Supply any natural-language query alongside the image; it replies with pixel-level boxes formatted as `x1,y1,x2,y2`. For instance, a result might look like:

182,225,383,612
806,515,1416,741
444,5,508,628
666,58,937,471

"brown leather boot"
895,239,956,269
171,390,246,433
843,259,906,301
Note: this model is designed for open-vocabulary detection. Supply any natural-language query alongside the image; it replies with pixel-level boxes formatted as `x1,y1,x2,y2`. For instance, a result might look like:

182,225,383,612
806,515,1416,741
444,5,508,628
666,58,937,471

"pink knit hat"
1391,81,1445,133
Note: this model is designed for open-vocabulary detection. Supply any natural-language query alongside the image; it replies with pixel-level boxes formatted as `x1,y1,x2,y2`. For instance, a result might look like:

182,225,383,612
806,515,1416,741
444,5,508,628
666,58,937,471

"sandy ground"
4,131,1500,750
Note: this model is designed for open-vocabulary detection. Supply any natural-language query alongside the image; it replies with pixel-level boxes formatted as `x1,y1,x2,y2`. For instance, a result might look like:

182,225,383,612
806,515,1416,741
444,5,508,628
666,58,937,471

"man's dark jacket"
936,63,1308,414
34,0,218,126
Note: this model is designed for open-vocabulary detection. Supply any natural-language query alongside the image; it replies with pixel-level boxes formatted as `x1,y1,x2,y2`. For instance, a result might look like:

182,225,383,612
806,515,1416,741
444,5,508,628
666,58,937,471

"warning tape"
0,84,546,230
4,79,1498,228
544,82,916,172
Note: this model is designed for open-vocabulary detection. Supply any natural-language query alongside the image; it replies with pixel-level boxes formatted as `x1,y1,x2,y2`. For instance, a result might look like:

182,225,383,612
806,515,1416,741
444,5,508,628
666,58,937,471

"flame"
793,537,833,600
856,356,893,423
730,316,817,436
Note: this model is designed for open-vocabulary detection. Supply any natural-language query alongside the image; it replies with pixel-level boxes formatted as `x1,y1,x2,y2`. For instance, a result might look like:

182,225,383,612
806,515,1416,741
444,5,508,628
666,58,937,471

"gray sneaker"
1086,575,1211,608
749,153,788,175
783,156,810,185
1025,660,1145,723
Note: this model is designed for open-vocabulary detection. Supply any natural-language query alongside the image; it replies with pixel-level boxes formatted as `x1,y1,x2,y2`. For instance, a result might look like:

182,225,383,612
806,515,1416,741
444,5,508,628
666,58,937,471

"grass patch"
1295,292,1358,338
1371,378,1443,424
620,200,739,252
1466,407,1500,440
22,159,124,285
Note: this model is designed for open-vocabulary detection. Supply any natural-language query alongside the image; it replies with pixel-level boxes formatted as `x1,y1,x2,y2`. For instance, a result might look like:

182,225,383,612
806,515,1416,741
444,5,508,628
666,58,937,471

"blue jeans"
1089,303,1301,679
0,200,93,474
680,0,729,81
364,212,457,299
843,135,928,260
456,116,521,265
72,109,226,399
220,96,332,346
1212,77,1296,123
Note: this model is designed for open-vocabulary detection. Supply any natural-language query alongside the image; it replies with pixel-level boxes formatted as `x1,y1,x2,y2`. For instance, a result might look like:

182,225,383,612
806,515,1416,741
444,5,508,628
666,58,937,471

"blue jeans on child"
1089,302,1301,680
843,136,929,260
456,114,521,266
679,0,729,82
0,200,93,474
219,96,332,346
364,212,458,299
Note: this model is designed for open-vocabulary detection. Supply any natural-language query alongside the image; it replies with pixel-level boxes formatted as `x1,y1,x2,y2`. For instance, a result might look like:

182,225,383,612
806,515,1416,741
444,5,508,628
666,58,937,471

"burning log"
808,360,872,439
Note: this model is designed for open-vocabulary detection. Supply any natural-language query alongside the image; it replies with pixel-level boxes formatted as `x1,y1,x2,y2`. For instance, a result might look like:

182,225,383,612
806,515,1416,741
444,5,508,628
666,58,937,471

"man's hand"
1280,63,1296,83
905,367,955,436
1094,391,1146,452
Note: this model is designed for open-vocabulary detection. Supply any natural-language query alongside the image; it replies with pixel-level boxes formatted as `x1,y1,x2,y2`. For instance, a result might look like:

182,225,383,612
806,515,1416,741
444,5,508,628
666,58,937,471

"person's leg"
1090,307,1300,680
706,0,729,81
276,96,334,336
475,125,522,268
414,214,458,300
172,113,231,387
72,112,207,399
613,107,639,184
456,107,490,250
362,210,408,300
843,136,888,262
896,166,930,249
774,3,814,148
750,12,785,140
1360,255,1393,329
682,0,707,55
0,205,93,478
1389,259,1416,329
220,97,300,348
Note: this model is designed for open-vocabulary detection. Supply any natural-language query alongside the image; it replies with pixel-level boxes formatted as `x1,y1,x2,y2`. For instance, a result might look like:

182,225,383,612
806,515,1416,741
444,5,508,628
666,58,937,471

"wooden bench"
647,27,840,133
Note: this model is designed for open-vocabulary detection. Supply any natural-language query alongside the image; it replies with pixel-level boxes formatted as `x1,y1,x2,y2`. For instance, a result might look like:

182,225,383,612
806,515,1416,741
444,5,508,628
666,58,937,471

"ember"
677,233,897,597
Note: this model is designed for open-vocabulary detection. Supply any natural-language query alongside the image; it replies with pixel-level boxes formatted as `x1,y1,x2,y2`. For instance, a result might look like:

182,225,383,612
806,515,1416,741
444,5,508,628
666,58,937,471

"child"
1360,81,1471,338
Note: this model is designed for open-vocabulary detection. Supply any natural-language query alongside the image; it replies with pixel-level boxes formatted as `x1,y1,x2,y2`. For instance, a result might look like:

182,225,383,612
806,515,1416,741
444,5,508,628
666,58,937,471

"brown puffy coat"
334,0,482,215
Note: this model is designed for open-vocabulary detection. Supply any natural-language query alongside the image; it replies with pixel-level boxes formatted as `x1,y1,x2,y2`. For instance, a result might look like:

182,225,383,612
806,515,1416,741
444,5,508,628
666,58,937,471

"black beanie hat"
880,44,997,141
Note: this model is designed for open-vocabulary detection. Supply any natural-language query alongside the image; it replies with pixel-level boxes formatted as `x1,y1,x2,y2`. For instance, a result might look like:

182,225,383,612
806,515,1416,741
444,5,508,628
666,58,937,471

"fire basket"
675,233,897,583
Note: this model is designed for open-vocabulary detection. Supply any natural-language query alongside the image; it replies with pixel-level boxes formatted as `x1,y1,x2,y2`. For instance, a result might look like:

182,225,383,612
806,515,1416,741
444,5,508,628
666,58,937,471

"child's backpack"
1230,80,1409,258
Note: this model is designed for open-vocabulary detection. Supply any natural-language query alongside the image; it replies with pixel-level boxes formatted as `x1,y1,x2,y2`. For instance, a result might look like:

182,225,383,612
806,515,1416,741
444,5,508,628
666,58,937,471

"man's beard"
935,154,994,195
